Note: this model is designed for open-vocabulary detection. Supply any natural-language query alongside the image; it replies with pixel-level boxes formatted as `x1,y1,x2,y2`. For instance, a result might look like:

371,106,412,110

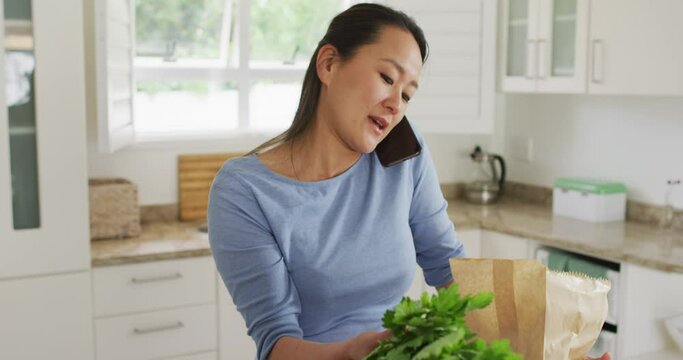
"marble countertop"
91,220,210,266
447,199,683,273
91,199,683,273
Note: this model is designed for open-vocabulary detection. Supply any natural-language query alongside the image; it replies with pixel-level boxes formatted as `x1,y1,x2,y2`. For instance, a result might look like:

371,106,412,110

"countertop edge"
92,248,213,267
456,217,683,274
91,203,683,273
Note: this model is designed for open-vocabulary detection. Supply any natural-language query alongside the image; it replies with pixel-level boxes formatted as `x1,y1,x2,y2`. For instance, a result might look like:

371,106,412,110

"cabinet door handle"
133,321,184,335
525,39,536,79
591,39,604,83
130,272,182,284
537,39,547,79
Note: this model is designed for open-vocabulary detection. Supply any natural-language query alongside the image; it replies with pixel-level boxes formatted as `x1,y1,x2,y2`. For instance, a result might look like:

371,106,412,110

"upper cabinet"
500,0,589,93
588,0,683,96
500,0,683,96
0,0,90,279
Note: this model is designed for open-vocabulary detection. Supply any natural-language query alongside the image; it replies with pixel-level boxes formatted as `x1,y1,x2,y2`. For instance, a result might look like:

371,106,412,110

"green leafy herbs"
364,284,521,360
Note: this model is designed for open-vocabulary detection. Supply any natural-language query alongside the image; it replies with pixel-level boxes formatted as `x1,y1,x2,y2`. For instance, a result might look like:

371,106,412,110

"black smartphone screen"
375,116,422,167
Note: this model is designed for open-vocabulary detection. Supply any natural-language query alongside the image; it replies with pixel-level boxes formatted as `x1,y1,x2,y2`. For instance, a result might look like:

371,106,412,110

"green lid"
554,178,627,194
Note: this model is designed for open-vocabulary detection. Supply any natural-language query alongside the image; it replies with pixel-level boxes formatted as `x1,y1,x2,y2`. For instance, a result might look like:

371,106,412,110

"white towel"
5,51,35,107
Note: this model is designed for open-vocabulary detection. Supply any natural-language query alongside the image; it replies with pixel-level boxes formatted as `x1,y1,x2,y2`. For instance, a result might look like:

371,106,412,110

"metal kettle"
465,146,506,204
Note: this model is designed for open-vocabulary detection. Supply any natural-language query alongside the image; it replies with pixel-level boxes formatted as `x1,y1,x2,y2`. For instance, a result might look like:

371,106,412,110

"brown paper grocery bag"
450,259,547,360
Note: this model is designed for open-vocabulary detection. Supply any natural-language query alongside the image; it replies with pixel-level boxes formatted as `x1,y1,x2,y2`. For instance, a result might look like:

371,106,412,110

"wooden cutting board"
178,153,244,221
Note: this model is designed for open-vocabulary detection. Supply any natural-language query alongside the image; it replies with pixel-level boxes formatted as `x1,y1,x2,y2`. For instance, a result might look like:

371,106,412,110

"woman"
208,4,610,360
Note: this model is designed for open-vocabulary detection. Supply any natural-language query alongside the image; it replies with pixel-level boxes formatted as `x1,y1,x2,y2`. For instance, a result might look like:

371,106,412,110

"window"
96,0,493,152
132,0,349,141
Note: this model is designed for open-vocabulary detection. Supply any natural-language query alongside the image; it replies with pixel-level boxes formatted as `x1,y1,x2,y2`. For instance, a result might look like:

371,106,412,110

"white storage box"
553,178,627,223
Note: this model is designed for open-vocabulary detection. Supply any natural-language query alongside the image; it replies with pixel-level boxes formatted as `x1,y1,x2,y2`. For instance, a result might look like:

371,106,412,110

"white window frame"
129,0,361,149
96,0,494,152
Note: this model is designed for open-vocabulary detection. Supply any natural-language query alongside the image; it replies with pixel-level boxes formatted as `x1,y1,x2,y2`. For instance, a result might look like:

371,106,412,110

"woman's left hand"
586,353,610,360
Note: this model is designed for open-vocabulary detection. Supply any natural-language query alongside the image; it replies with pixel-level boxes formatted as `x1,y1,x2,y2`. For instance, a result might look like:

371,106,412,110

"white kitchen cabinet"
93,257,216,317
93,257,218,360
95,304,217,360
0,272,94,360
458,229,482,258
167,352,218,360
217,272,257,360
625,348,683,360
387,0,497,134
412,229,482,298
500,0,589,93
480,230,531,259
0,0,90,278
501,0,683,96
0,0,94,358
406,266,427,299
587,0,683,96
617,263,683,358
481,231,683,358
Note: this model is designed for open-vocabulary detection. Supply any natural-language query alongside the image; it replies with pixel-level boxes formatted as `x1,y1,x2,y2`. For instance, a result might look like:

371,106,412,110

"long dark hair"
246,3,428,155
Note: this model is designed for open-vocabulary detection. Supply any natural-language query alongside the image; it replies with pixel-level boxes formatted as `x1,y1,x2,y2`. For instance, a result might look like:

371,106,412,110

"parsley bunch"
364,284,521,360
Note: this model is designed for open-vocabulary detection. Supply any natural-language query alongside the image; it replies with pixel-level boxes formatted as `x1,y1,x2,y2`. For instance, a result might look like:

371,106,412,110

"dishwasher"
535,246,620,358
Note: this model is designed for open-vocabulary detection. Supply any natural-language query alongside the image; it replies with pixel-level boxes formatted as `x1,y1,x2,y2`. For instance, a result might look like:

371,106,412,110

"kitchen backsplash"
500,182,683,231
140,181,683,232
140,203,178,223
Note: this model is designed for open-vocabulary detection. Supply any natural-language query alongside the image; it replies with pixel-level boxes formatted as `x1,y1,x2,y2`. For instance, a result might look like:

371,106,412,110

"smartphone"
375,116,422,167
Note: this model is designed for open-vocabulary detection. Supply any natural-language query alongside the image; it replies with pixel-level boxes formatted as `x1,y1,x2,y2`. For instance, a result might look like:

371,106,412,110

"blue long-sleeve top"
208,128,465,360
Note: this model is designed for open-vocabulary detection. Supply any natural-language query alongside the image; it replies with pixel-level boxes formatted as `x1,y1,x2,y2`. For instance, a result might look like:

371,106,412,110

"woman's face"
319,26,423,154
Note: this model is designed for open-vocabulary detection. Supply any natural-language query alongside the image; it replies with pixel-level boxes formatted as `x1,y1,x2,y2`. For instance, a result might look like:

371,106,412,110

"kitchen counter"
447,199,683,273
91,220,209,266
91,198,683,272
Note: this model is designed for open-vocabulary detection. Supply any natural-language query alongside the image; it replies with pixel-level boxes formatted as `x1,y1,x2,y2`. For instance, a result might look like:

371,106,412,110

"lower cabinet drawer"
95,304,217,360
93,257,216,317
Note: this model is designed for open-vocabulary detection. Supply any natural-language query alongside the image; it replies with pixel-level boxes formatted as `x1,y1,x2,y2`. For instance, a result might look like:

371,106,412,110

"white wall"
86,82,683,209
82,0,496,205
86,125,492,205
85,61,493,205
503,94,683,206
82,0,501,206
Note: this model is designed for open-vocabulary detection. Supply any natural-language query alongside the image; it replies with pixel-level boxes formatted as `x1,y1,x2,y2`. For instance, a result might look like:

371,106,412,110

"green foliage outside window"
135,0,343,94
135,0,228,59
250,0,342,63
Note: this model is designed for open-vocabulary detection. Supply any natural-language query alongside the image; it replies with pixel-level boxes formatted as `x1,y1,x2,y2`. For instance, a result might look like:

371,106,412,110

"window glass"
250,0,343,67
135,0,237,65
506,0,528,76
135,81,239,135
249,81,301,131
5,0,41,229
550,0,577,77
132,0,350,137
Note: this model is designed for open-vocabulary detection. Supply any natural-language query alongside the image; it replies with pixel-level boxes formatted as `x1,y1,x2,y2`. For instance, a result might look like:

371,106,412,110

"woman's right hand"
342,330,392,360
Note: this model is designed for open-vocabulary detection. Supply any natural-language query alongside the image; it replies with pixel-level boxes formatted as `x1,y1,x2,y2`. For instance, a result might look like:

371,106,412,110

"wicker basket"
88,178,141,240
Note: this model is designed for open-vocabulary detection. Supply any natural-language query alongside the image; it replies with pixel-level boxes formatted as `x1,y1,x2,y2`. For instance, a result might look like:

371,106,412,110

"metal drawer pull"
130,272,182,284
133,321,184,335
